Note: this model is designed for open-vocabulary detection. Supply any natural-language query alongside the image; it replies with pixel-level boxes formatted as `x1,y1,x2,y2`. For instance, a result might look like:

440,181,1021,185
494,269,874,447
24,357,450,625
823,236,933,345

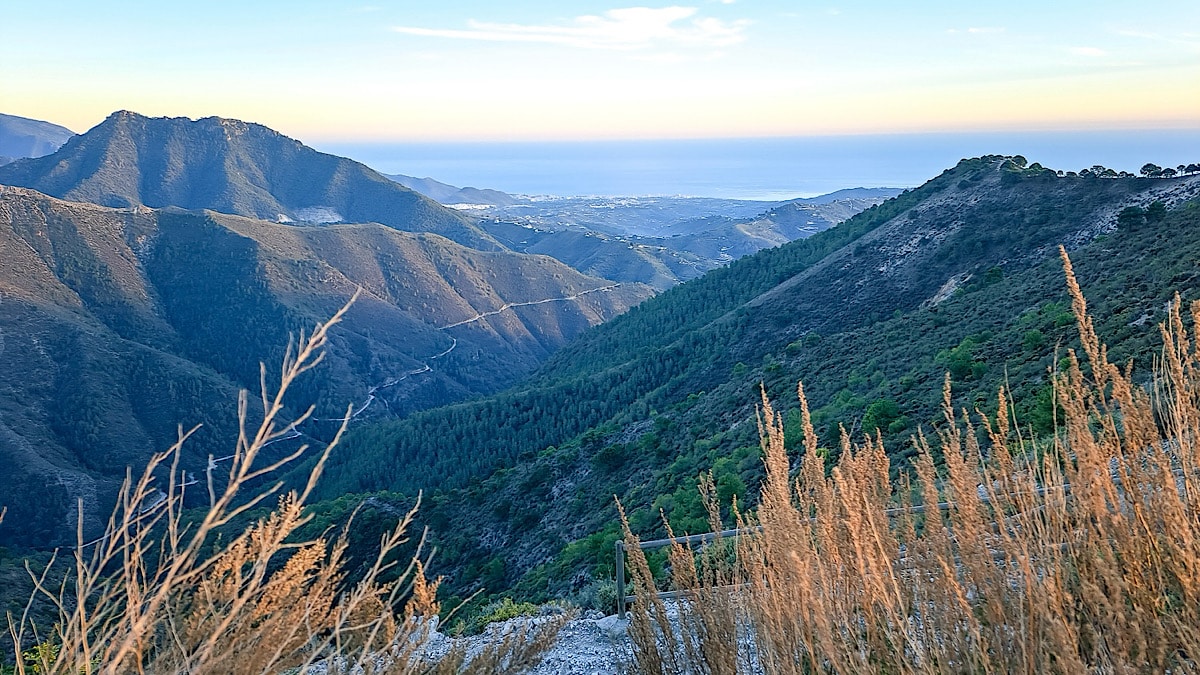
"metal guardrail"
616,527,759,619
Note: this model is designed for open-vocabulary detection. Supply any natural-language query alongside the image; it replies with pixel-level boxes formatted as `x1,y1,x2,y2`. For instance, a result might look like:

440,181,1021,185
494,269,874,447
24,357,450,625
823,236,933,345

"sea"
317,129,1200,201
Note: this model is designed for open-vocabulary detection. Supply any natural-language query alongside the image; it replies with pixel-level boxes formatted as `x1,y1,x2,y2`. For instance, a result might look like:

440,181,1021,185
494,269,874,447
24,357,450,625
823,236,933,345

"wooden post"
615,540,627,619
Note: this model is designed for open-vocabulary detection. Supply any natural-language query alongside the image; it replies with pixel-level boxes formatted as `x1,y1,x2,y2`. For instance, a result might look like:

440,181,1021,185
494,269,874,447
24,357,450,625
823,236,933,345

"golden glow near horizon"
2,2,1197,142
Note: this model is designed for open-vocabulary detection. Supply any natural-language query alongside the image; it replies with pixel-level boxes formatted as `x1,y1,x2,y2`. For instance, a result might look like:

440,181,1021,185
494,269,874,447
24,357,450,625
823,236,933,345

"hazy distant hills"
0,113,74,162
386,173,516,207
792,186,905,205
654,194,905,264
0,185,649,546
380,172,902,289
472,194,900,289
0,111,500,250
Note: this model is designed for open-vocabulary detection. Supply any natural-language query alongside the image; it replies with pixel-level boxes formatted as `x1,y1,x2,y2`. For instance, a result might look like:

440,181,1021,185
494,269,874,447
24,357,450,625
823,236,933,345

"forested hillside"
306,158,1200,611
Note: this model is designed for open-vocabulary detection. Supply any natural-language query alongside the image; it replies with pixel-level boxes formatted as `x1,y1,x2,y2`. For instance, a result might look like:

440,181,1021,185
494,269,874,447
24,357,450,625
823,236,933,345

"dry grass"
625,248,1200,673
4,296,563,675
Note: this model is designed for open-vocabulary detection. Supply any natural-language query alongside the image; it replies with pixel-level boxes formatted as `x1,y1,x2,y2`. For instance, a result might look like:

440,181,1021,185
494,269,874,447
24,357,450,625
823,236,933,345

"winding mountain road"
340,283,623,418
438,284,621,329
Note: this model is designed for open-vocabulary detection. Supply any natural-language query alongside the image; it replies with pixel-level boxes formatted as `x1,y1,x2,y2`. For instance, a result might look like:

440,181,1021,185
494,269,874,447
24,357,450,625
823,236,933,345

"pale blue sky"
2,1,1197,141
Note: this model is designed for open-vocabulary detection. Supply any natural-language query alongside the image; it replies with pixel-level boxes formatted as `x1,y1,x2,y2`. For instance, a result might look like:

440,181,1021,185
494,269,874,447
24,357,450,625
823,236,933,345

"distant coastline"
317,129,1200,201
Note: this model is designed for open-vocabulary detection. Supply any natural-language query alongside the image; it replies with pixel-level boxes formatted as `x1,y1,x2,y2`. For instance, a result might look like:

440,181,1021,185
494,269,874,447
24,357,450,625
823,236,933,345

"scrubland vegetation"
623,250,1200,672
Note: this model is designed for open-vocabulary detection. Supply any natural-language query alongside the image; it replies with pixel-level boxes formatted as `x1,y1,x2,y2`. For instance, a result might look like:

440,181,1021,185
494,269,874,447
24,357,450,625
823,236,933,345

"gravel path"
302,611,631,674
518,611,630,674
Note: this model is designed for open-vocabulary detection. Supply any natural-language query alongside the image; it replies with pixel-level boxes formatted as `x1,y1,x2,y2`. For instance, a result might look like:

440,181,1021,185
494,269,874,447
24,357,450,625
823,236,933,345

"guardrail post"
615,540,627,620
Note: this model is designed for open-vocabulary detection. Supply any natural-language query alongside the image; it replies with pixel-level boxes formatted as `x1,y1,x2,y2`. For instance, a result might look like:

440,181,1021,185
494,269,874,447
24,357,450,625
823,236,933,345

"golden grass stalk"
625,248,1200,673
6,294,563,674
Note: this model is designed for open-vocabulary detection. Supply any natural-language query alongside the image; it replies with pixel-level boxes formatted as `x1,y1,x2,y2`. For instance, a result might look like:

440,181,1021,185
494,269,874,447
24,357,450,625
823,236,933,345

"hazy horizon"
319,128,1200,200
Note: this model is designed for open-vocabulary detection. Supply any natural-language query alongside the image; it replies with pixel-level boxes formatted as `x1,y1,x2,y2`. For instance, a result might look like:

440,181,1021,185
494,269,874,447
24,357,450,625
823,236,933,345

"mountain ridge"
0,111,501,250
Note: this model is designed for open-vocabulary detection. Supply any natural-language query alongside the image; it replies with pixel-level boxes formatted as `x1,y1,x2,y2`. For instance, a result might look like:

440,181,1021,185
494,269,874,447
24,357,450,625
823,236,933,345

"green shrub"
468,597,541,633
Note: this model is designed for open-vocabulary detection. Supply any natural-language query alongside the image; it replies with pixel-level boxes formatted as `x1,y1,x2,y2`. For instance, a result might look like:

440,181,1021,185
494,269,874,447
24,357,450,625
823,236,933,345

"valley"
2,117,1199,669
0,111,890,551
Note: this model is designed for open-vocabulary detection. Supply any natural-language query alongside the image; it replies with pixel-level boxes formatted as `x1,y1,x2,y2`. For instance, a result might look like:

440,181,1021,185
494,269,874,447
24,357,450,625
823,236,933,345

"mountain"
305,158,1200,608
0,111,499,250
386,174,516,207
0,113,74,159
0,186,650,548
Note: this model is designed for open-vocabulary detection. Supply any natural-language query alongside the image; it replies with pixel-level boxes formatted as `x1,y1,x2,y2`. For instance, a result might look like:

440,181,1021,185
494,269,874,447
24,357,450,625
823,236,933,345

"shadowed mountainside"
0,185,650,547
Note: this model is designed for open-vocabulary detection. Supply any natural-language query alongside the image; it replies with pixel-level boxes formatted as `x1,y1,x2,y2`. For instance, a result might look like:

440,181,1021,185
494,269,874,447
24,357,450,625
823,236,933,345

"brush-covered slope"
308,158,1200,606
0,111,498,250
0,186,649,547
0,112,74,159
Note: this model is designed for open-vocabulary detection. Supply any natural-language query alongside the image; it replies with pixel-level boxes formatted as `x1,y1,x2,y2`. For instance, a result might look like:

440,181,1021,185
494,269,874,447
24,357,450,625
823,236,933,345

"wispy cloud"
392,6,750,51
1069,46,1107,57
947,26,1005,34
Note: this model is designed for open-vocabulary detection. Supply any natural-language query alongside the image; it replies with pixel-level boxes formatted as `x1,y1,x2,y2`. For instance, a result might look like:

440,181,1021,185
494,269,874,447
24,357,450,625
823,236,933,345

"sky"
1,1,1197,142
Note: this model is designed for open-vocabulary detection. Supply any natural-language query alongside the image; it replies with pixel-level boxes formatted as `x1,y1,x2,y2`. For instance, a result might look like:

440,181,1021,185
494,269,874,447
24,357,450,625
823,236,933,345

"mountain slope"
308,158,1200,605
0,111,499,250
0,185,650,547
0,113,74,159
